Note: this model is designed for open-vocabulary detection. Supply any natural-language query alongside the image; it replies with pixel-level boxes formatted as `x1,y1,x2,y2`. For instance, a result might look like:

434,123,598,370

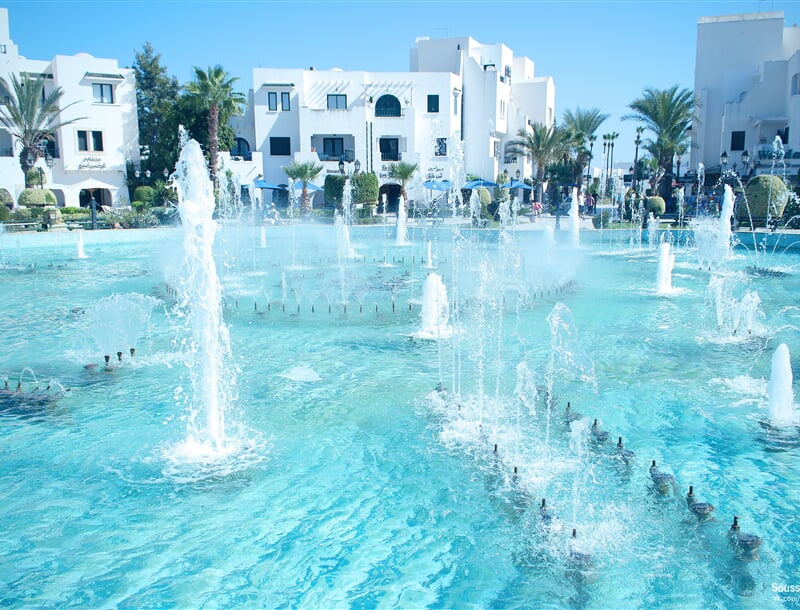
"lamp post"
720,150,729,172
632,128,642,196
741,149,751,180
585,136,594,194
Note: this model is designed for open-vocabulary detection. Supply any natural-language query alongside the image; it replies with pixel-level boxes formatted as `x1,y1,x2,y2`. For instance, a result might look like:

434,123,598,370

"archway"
378,183,401,213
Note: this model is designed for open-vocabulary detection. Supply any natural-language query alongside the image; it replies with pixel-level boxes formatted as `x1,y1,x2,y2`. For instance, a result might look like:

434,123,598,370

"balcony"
380,152,401,161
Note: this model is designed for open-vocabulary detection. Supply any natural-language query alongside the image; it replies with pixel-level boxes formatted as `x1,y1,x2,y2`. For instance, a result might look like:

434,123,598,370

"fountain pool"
1,219,799,608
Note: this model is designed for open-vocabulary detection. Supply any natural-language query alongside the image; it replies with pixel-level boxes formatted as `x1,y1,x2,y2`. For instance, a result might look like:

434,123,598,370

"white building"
239,36,554,208
692,11,800,179
0,8,138,208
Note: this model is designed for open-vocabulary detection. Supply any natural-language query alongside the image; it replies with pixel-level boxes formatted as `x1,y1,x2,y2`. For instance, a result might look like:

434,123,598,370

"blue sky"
6,0,800,164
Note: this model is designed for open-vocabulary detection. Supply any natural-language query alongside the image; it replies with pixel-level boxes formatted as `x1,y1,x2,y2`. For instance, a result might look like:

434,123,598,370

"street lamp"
338,159,345,175
632,127,642,195
741,150,751,178
720,150,729,170
354,159,361,174
585,136,594,192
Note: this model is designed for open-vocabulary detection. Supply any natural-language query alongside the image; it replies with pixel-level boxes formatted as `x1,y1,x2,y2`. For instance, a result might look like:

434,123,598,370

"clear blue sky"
6,0,800,165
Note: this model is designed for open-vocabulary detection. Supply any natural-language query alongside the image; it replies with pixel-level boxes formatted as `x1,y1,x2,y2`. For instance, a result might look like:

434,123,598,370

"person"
586,193,595,214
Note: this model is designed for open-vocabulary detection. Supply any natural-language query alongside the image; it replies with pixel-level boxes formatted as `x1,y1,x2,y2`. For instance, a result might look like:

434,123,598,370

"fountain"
396,194,408,245
568,187,581,247
170,129,234,455
693,184,735,269
655,241,674,294
2,163,800,608
414,272,452,339
767,343,796,424
76,230,87,259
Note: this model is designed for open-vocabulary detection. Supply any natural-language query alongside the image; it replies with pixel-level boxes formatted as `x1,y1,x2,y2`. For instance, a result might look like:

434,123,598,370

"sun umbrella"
253,179,283,190
505,179,532,190
463,178,499,189
286,181,323,192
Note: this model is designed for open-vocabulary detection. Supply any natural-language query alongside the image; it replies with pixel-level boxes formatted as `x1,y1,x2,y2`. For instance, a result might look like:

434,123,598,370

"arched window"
231,137,251,160
375,94,401,117
792,73,800,96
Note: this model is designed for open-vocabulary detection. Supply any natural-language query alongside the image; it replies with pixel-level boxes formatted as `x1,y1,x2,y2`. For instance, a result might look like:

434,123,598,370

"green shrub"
18,188,56,207
133,186,156,206
0,204,10,221
477,187,491,206
150,206,177,225
739,175,789,224
0,188,12,208
24,168,46,188
132,200,148,213
353,172,379,205
783,192,800,228
646,196,666,216
324,174,346,208
59,206,85,215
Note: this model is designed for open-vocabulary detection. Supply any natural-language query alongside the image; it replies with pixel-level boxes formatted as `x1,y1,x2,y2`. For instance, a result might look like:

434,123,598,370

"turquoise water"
1,223,799,608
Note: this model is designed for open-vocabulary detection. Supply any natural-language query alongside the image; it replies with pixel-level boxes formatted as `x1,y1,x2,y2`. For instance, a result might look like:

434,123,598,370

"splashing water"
569,187,581,248
171,130,235,457
414,272,452,340
768,343,796,424
396,195,408,245
656,241,675,294
76,230,87,259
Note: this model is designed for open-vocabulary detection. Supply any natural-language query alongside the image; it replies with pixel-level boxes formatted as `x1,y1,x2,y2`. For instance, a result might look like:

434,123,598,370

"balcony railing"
381,152,400,161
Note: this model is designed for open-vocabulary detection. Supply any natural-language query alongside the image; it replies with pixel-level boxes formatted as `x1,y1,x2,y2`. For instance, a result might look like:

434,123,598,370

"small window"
92,83,113,104
327,94,347,110
281,92,290,111
730,131,745,151
435,137,447,157
793,74,800,96
77,130,104,152
427,94,439,113
500,100,506,119
323,137,344,159
270,137,291,156
268,92,277,111
453,92,458,115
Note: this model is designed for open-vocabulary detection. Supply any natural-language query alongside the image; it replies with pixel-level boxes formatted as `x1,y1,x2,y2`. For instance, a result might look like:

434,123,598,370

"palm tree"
508,122,570,204
283,160,323,215
624,85,696,202
562,108,608,195
388,161,418,201
0,73,82,176
183,65,246,188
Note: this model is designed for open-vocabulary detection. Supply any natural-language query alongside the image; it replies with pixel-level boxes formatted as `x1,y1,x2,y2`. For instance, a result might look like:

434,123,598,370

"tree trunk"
19,146,38,179
208,105,219,189
301,186,311,215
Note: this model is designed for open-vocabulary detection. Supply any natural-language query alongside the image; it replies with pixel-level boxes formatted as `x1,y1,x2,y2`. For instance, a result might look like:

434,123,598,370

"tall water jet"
414,272,452,339
336,178,355,261
767,343,795,424
171,130,233,454
259,225,266,248
76,230,87,259
693,184,735,269
569,187,581,247
396,194,408,245
656,241,675,294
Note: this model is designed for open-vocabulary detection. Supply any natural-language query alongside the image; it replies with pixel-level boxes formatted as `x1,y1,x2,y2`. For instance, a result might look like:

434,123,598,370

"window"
323,138,344,160
281,92,290,111
427,94,439,113
92,83,113,104
793,74,800,96
730,131,745,151
270,137,291,156
230,137,251,160
0,44,7,54
268,92,277,111
77,130,103,152
500,100,506,119
375,94,401,117
435,138,447,157
379,138,399,161
493,140,500,159
327,94,347,110
453,92,459,114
